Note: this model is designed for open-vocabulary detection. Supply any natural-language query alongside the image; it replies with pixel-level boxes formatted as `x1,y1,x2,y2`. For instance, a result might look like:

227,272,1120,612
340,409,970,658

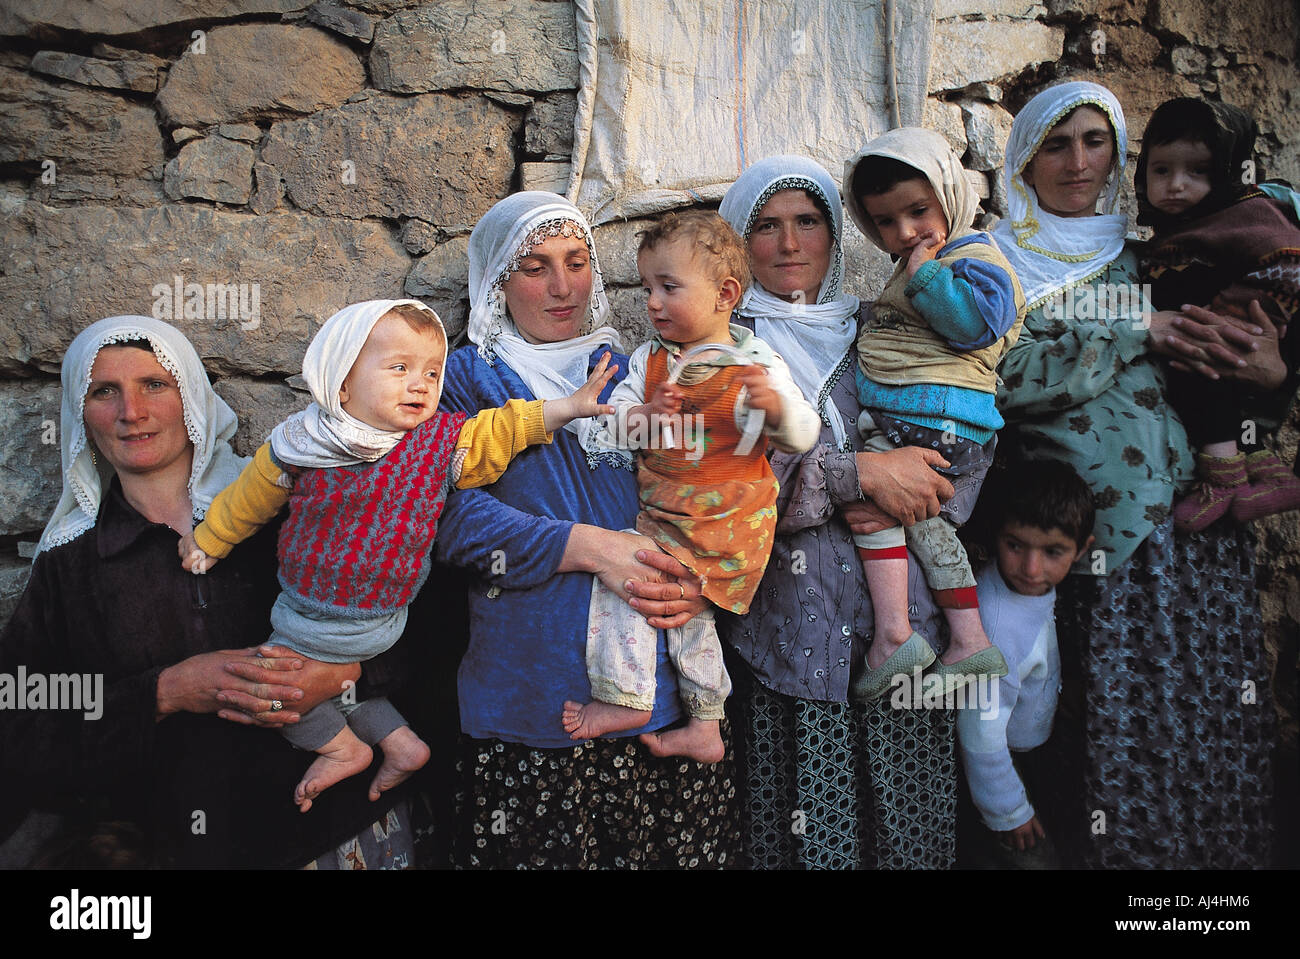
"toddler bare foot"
561,700,652,740
639,717,725,764
295,727,373,813
368,725,431,802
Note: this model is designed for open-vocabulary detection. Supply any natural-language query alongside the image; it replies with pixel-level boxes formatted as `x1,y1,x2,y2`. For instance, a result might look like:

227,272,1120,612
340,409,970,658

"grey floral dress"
721,326,957,870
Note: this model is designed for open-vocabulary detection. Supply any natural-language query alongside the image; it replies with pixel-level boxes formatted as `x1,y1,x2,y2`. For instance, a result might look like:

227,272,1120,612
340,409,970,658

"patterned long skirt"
736,683,957,869
1049,518,1274,868
452,727,740,869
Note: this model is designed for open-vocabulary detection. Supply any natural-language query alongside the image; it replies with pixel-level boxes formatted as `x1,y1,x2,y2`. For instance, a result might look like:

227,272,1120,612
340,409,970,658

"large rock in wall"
1150,0,1296,54
525,91,578,159
1211,60,1300,188
30,50,164,93
404,234,472,342
157,23,366,127
370,0,579,93
0,1,314,37
0,66,165,206
0,379,63,537
211,376,310,457
0,196,412,378
261,93,521,224
164,134,256,205
930,19,1065,92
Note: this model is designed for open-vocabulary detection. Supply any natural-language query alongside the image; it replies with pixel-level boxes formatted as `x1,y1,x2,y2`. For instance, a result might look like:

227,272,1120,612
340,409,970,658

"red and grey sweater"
277,411,468,618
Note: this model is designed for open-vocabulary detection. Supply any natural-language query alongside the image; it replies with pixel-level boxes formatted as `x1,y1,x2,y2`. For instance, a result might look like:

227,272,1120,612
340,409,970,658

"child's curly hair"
637,210,752,292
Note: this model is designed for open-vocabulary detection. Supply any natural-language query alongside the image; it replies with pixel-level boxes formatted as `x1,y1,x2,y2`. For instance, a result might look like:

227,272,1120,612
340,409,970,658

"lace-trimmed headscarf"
719,155,860,451
467,191,628,467
37,315,244,556
991,80,1129,310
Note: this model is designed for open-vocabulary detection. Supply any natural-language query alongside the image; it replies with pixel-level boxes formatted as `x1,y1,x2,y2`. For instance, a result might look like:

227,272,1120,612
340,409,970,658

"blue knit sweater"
433,344,684,748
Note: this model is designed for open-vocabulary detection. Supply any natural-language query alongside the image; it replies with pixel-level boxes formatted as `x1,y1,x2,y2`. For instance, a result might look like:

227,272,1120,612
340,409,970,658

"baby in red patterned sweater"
180,299,613,812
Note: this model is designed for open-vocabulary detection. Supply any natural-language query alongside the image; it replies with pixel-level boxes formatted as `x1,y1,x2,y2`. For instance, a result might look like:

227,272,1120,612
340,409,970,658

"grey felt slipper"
928,645,1009,697
851,631,936,703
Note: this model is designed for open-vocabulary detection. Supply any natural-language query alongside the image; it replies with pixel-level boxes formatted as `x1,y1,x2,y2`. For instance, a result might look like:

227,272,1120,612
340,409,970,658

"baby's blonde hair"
638,210,752,292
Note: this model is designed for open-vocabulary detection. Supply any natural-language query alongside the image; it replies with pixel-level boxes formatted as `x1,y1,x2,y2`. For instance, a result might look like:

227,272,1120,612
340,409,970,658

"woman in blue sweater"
433,192,740,867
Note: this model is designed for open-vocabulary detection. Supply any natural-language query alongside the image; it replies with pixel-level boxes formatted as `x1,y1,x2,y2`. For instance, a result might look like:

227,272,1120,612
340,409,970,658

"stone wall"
1,1,1297,763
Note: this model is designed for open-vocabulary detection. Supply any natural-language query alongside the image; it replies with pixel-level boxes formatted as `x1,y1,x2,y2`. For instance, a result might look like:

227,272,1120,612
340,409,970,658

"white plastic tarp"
569,0,935,224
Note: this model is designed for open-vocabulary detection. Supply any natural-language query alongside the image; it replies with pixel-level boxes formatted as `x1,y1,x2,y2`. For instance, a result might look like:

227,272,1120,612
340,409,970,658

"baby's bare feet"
561,700,652,740
295,728,373,813
639,717,725,764
368,725,431,802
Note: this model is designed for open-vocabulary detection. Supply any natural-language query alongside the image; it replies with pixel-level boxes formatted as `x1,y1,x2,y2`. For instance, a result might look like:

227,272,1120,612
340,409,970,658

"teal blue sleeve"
906,256,1019,351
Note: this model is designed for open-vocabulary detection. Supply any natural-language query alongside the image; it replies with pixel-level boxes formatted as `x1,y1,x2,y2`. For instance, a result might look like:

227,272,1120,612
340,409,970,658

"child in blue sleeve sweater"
842,127,1026,701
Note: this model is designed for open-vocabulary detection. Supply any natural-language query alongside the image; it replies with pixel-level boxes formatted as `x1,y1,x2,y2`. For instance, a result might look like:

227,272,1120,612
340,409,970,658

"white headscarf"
37,315,244,556
467,191,626,464
719,155,860,451
991,80,1129,310
271,299,447,469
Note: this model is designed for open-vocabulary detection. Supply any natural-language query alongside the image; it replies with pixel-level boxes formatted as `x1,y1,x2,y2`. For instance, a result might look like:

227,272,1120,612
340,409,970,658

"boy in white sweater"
957,459,1094,868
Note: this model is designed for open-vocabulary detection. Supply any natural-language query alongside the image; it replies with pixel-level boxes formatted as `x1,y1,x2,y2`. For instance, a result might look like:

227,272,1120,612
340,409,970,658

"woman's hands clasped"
156,645,361,727
625,548,707,628
1148,297,1288,391
565,525,706,628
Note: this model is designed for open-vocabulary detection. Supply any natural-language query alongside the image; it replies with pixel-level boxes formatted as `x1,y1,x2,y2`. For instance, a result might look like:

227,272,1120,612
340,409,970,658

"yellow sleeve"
193,442,292,558
453,398,552,489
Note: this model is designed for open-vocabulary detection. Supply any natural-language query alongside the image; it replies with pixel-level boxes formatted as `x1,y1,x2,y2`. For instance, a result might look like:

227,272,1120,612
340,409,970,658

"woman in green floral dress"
991,80,1280,868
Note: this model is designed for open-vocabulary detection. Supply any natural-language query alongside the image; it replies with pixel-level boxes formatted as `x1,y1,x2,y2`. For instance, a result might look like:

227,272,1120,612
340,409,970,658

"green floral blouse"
996,249,1194,574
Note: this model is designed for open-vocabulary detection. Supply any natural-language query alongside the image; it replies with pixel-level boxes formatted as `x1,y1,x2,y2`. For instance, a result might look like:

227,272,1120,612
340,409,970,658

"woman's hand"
573,527,667,601
855,447,953,526
562,524,702,613
156,646,360,727
625,548,707,628
220,645,362,726
1164,301,1287,390
156,647,305,723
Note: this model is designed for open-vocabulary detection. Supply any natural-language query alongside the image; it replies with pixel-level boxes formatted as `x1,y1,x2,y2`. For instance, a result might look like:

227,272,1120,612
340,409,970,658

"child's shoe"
929,645,1009,698
1172,452,1247,532
1232,449,1300,522
851,632,935,703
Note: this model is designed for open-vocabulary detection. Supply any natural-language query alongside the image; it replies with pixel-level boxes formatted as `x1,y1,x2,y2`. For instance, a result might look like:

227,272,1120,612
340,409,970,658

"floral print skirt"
452,728,740,869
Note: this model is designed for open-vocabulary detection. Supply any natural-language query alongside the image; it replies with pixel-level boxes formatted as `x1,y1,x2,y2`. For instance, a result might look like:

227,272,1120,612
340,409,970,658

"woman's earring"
90,445,98,466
